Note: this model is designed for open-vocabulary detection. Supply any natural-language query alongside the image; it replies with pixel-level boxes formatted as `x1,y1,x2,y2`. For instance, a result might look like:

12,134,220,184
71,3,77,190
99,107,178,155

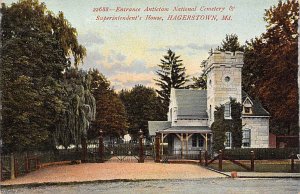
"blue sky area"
3,0,279,90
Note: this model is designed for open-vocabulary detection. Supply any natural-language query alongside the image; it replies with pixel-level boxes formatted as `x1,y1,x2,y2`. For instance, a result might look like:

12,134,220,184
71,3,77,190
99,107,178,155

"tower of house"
202,51,244,125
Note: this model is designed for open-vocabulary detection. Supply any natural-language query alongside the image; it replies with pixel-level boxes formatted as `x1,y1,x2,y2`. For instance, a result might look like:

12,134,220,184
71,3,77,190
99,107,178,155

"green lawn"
207,160,300,173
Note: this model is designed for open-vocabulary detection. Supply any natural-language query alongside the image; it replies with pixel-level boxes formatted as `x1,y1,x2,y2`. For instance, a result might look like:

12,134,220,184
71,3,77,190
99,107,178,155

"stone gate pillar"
98,129,104,163
138,129,144,163
155,133,161,163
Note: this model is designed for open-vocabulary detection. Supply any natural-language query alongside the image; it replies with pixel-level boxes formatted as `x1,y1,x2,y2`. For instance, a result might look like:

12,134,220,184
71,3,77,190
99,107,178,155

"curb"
201,166,231,177
0,177,227,189
237,175,300,179
201,165,300,179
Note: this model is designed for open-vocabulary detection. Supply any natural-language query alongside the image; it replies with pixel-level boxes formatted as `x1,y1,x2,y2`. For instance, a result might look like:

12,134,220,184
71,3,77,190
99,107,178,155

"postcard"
0,0,299,193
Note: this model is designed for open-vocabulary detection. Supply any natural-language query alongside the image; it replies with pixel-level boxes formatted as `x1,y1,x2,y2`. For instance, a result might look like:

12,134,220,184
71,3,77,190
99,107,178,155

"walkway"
223,171,300,178
1,163,225,186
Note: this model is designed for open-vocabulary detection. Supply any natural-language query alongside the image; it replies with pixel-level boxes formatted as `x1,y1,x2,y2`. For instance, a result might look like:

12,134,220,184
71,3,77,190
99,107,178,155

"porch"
156,126,212,160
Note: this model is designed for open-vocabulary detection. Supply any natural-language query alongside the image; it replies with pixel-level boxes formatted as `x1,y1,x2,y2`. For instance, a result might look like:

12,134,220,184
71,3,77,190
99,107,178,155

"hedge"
223,148,299,160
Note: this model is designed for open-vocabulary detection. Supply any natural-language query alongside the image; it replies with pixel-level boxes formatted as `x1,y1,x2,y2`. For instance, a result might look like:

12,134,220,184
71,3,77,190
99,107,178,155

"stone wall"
203,51,244,125
242,117,269,148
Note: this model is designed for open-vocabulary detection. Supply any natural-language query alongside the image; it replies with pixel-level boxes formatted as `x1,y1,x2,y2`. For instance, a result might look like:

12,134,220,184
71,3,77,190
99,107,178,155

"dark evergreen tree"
154,49,189,114
218,34,245,52
189,76,207,90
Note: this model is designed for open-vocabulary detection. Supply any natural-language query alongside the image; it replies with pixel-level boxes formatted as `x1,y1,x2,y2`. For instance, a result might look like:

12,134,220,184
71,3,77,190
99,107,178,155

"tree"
89,69,128,139
211,99,242,151
1,0,87,152
155,49,189,114
55,69,96,148
119,85,165,139
189,76,207,90
217,34,245,52
242,0,299,135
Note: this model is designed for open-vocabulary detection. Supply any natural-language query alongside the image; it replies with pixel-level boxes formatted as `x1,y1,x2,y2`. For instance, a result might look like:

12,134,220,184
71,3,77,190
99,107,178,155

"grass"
208,160,300,173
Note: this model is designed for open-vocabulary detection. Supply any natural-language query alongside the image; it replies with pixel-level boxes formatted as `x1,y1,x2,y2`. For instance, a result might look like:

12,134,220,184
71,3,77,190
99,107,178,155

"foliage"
217,34,245,52
242,0,299,135
89,69,128,138
211,99,242,151
223,148,299,160
1,0,87,152
189,76,207,89
119,85,165,139
55,69,96,148
154,49,189,114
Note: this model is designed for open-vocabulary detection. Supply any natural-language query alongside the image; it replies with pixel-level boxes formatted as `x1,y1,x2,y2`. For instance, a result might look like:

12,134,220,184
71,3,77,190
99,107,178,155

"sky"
3,0,279,91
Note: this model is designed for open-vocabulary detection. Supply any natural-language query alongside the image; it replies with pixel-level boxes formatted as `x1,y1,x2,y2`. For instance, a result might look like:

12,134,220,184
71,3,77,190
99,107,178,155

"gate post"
82,137,87,163
138,129,144,163
199,150,202,165
205,150,208,166
0,157,2,181
250,151,255,172
25,153,29,173
99,129,104,163
155,133,161,163
291,152,295,173
10,153,15,180
218,150,223,171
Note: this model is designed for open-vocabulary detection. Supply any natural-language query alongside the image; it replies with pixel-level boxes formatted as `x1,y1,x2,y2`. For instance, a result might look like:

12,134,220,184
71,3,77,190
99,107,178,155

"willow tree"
1,0,87,152
55,69,96,148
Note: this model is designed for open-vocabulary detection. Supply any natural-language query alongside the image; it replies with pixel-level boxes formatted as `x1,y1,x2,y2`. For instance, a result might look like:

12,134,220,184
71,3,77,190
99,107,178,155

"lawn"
207,159,300,173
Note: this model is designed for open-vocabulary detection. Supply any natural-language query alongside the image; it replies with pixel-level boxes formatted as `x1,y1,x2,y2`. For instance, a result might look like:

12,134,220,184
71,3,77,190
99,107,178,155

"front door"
167,134,174,154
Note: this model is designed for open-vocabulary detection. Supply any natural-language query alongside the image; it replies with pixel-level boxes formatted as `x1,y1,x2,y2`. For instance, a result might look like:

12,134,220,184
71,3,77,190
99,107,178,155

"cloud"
149,43,219,53
108,50,127,63
110,72,155,91
78,32,105,47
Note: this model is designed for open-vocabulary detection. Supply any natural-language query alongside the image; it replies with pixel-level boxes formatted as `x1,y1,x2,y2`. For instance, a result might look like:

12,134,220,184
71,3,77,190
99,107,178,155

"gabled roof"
148,121,171,136
157,126,211,134
242,91,270,117
174,89,208,119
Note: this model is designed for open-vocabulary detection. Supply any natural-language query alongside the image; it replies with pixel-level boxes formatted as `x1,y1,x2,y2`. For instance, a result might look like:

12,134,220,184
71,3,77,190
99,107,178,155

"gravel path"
1,163,225,186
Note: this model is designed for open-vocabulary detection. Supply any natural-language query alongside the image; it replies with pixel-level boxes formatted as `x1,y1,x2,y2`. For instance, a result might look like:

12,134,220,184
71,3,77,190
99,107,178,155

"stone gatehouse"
149,51,270,154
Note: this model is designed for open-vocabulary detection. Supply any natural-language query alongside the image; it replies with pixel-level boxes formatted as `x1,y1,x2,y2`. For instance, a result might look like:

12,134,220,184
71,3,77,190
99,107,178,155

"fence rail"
162,149,201,162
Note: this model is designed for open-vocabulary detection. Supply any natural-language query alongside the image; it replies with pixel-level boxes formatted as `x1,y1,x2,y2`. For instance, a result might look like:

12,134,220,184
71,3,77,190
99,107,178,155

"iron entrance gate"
85,139,155,163
104,141,139,162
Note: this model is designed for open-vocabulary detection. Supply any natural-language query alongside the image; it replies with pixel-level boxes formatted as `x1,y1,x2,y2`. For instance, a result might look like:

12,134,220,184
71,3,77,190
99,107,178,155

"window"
192,134,204,147
244,107,251,114
224,102,231,119
243,97,253,114
225,132,232,148
224,76,230,82
209,105,212,121
242,129,251,147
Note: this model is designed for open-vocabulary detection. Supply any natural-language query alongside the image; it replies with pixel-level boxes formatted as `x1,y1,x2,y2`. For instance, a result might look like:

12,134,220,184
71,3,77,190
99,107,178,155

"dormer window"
243,97,253,114
244,107,251,114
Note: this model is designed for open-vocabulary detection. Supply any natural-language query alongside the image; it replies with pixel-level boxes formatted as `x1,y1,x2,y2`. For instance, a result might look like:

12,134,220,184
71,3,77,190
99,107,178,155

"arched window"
242,129,251,147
